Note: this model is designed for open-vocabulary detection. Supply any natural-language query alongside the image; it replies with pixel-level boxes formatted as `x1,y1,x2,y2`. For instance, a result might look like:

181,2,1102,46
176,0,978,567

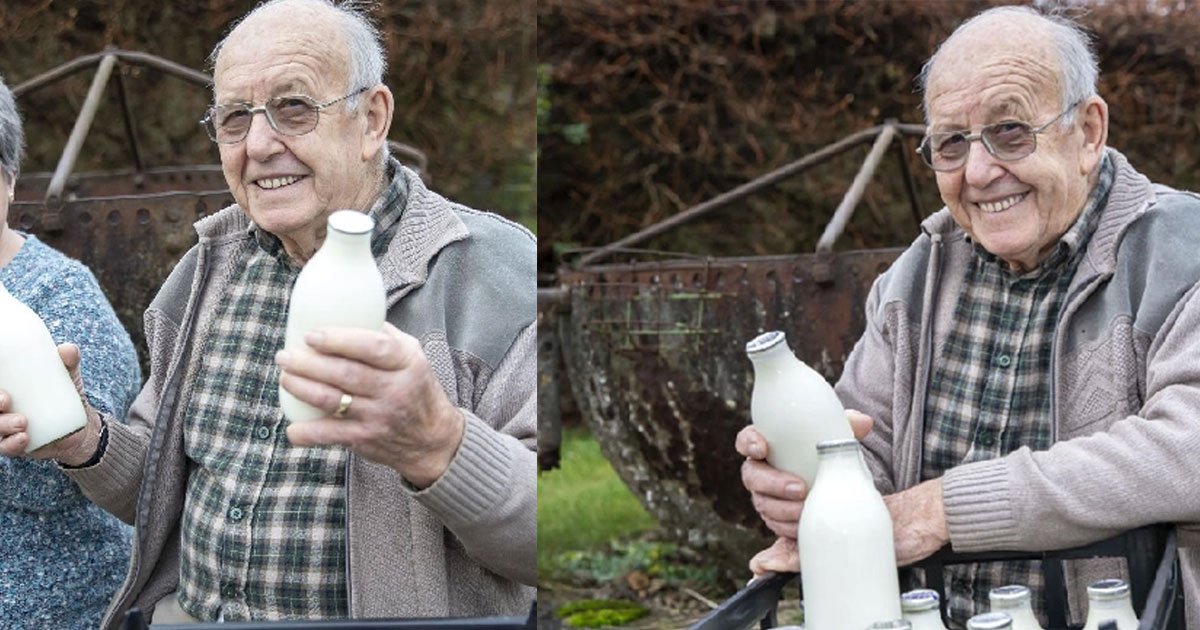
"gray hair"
917,5,1098,127
208,0,387,111
0,75,24,182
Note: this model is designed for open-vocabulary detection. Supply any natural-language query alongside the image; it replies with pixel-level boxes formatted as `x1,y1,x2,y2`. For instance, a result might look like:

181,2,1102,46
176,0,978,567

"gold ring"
334,393,353,418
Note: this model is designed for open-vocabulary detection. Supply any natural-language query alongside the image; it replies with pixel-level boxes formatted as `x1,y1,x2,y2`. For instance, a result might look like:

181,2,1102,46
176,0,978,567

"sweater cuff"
942,458,1022,551
411,410,513,526
60,417,144,492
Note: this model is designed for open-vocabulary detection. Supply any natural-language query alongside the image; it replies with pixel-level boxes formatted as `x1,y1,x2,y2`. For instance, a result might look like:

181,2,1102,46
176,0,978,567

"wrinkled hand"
749,537,799,576
883,478,950,566
0,343,103,465
276,323,464,488
736,410,874,538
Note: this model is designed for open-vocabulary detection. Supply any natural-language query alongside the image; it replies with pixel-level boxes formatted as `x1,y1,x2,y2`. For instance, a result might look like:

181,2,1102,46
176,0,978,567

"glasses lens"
983,121,1036,160
267,96,320,135
209,105,254,143
927,132,969,170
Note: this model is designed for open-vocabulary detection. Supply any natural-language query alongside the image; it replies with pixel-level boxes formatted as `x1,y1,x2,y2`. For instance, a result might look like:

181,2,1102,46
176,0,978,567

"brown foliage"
537,0,1200,271
0,0,534,226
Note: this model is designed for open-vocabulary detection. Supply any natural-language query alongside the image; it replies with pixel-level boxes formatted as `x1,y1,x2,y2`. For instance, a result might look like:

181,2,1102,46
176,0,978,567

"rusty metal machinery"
541,122,927,572
8,50,230,374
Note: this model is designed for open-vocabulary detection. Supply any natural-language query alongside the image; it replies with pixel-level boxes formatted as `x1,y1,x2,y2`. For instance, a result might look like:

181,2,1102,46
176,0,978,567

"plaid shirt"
177,172,407,621
921,156,1114,627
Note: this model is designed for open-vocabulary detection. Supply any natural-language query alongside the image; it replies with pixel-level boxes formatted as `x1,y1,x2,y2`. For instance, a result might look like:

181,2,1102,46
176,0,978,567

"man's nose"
962,137,1003,187
244,111,284,159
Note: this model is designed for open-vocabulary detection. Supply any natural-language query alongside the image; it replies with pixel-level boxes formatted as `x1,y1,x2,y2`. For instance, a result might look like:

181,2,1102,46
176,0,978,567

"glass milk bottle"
0,280,88,451
1081,579,1138,630
745,331,852,486
868,620,913,629
901,589,948,630
989,585,1044,630
279,210,385,423
798,438,900,630
967,612,1014,629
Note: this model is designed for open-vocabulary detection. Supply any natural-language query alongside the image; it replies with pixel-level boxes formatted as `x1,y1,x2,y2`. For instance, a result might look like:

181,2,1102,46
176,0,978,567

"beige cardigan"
837,148,1200,625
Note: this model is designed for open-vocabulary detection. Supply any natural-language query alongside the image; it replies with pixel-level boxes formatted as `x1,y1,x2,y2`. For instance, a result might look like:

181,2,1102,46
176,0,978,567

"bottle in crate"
1081,579,1138,630
967,611,1014,629
901,589,947,630
745,331,852,487
798,438,901,629
988,584,1044,630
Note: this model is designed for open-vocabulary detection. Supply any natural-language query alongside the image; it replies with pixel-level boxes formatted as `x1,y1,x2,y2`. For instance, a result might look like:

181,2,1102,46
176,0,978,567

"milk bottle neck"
317,224,372,261
814,440,870,484
746,334,793,370
1088,595,1132,610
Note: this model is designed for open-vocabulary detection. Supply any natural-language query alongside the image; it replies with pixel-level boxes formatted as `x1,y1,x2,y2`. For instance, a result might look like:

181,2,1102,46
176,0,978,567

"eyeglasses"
916,100,1082,172
200,86,369,144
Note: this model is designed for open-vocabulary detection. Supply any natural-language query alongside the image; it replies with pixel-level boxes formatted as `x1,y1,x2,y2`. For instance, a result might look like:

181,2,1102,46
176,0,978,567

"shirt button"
221,584,237,599
228,506,244,522
978,431,996,448
996,354,1012,367
256,426,272,440
953,578,970,592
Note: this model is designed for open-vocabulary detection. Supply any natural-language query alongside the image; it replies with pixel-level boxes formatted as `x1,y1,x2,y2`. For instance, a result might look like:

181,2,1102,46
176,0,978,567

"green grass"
538,427,657,578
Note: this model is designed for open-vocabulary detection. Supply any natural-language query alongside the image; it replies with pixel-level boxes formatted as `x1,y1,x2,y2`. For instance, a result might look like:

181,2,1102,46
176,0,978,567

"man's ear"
360,84,394,162
1078,96,1109,175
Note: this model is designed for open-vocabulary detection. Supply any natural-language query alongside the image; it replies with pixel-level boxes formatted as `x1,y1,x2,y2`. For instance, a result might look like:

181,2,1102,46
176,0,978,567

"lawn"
538,427,657,578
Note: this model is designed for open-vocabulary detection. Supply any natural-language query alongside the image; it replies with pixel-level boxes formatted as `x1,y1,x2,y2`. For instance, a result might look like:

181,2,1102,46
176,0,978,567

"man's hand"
736,409,874,538
749,536,799,576
750,480,950,577
277,323,465,488
883,477,950,566
0,343,104,465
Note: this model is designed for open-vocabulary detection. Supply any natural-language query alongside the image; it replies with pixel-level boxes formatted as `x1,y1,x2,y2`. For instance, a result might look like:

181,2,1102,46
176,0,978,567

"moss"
557,599,649,628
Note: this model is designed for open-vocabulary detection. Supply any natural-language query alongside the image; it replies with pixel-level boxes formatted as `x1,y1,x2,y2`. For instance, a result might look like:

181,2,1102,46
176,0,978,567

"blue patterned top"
0,235,142,629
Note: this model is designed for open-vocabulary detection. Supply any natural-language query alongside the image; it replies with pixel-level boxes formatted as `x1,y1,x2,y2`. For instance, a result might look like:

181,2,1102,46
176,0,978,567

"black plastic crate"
122,601,536,630
689,525,1183,630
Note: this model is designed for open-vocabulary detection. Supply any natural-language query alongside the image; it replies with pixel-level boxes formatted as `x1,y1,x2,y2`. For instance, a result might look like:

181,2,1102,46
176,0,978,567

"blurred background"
537,1,1200,627
0,0,535,231
538,0,1200,271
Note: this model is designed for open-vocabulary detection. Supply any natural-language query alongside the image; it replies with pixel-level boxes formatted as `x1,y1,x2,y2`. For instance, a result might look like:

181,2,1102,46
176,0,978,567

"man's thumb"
56,343,86,395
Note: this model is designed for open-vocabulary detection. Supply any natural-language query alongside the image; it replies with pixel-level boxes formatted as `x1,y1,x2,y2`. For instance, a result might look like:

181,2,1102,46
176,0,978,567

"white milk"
988,584,1044,630
967,612,1014,629
279,210,385,423
1081,579,1138,630
798,438,901,630
0,281,88,451
901,589,948,630
745,331,852,487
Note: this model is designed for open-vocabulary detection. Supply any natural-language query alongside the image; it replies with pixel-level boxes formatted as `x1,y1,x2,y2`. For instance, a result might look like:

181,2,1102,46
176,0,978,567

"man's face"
212,10,375,247
925,26,1097,272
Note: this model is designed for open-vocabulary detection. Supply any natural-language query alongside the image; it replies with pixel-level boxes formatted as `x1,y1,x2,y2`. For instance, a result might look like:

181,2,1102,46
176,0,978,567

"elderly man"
739,5,1200,627
0,0,534,627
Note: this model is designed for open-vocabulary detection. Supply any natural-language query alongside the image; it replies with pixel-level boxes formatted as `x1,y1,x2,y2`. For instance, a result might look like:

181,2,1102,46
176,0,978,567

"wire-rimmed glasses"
917,100,1082,172
200,86,369,144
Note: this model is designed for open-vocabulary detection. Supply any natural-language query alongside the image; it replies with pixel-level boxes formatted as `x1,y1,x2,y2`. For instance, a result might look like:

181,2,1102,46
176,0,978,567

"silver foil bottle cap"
745,330,786,355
